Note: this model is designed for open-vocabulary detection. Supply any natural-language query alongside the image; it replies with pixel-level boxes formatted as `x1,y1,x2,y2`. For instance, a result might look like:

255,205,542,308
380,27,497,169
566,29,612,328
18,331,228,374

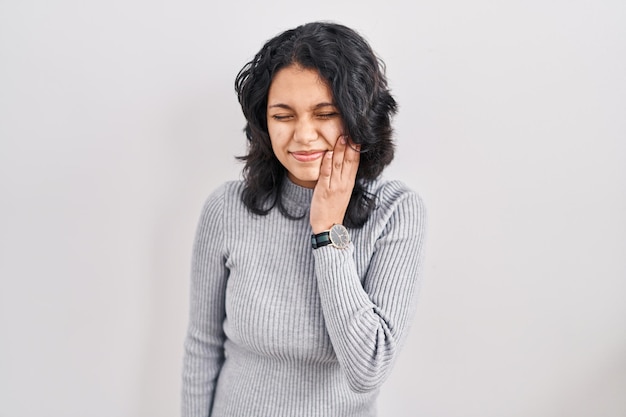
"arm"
182,185,229,417
310,137,427,393
313,189,426,393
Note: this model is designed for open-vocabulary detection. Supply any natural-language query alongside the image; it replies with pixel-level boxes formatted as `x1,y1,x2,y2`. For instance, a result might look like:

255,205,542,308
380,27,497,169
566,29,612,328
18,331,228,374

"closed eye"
316,112,339,119
271,114,294,121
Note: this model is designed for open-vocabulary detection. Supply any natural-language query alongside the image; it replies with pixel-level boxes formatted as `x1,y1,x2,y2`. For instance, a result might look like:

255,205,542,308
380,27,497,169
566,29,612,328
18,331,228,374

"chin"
289,170,320,188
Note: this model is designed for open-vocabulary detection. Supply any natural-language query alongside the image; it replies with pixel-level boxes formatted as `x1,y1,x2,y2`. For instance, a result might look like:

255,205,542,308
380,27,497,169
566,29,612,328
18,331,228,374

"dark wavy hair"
234,21,397,228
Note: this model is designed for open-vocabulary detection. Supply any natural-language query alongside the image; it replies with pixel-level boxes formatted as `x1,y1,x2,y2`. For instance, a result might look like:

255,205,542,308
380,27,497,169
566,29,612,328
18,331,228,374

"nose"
293,117,318,144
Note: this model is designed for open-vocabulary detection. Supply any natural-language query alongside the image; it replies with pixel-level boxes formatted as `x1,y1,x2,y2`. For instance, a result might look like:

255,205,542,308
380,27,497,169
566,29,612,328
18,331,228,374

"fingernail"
341,136,346,145
326,151,333,159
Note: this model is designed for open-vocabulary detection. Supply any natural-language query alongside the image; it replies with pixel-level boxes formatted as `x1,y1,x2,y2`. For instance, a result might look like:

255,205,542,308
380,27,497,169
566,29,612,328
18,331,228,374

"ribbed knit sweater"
182,177,427,417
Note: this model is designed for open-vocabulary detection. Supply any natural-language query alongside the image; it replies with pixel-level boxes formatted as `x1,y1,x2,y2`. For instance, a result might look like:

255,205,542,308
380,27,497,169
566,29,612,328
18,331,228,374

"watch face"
329,224,350,249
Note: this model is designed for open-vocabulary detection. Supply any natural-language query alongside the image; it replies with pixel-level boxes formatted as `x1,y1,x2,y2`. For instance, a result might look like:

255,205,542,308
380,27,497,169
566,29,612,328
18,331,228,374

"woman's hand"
310,135,361,234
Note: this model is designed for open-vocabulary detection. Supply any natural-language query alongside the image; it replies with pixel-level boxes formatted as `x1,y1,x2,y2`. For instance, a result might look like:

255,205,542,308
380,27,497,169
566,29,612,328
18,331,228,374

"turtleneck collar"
280,176,314,209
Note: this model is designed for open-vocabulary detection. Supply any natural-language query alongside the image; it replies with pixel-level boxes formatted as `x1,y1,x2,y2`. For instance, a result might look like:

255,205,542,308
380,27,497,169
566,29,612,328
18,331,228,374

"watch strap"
311,231,332,249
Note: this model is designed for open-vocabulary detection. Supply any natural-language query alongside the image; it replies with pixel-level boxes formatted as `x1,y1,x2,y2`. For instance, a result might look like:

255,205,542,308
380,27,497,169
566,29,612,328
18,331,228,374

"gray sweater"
182,177,427,417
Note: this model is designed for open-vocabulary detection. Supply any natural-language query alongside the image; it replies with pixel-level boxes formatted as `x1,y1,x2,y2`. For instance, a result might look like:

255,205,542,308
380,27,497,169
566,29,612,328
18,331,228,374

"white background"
1,0,625,416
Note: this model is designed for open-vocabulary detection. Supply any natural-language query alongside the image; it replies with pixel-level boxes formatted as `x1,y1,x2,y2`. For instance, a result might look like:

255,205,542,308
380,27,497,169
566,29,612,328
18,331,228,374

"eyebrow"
267,102,337,110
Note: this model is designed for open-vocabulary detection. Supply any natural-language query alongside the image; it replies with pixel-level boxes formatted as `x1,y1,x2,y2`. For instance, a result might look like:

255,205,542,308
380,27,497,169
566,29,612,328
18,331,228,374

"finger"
341,137,360,179
331,135,347,183
318,150,333,188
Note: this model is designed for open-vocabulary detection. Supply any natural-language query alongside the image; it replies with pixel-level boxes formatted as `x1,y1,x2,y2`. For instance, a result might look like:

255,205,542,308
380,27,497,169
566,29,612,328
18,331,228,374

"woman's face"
266,64,344,189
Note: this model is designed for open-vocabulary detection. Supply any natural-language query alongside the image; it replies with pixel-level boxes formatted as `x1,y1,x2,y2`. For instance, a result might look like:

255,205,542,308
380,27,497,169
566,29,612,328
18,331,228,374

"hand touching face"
309,134,361,233
267,64,360,233
266,65,344,189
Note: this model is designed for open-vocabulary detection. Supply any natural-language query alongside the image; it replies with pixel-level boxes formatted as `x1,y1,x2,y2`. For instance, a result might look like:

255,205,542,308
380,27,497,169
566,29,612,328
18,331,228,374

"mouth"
290,150,327,162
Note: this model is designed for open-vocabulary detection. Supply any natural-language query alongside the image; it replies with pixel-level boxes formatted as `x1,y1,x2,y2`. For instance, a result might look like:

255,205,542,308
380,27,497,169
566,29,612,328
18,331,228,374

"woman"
182,21,427,417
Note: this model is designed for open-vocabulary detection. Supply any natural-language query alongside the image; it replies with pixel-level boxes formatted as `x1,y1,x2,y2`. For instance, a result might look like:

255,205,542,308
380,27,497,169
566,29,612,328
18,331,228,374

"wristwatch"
311,224,350,249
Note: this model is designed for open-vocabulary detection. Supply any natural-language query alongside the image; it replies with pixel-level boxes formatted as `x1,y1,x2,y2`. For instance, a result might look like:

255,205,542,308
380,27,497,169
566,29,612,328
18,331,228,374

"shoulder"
210,179,245,198
368,178,426,215
197,180,245,226
202,180,244,207
363,178,427,237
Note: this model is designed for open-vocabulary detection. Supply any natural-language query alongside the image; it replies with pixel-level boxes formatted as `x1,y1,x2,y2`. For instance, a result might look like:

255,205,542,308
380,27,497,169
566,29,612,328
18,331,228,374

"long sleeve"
182,185,229,417
180,178,426,416
312,184,427,393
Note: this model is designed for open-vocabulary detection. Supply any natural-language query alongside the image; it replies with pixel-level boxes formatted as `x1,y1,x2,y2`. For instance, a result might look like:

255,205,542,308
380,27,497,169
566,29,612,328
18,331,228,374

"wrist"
312,225,332,234
311,221,338,234
311,224,351,249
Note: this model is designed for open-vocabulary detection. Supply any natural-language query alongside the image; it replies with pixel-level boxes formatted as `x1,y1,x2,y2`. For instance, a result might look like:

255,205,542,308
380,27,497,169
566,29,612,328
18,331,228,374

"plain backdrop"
1,0,625,416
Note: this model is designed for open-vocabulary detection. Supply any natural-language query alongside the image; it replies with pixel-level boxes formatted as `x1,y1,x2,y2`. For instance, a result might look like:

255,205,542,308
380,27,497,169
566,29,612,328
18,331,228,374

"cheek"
268,123,289,150
321,119,345,147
